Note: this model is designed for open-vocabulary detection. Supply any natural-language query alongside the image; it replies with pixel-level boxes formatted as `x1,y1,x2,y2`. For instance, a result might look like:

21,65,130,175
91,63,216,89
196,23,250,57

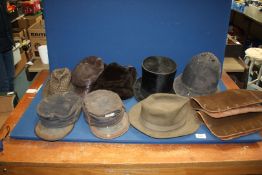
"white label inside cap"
195,134,206,139
105,112,115,118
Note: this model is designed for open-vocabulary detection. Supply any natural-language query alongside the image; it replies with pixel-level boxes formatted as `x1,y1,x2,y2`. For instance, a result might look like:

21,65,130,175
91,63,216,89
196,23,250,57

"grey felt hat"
129,93,200,138
83,90,129,139
173,52,221,97
35,92,82,141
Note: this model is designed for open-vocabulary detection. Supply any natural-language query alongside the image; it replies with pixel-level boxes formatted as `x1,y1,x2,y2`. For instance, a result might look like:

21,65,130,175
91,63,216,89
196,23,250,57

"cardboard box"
18,14,42,29
31,39,47,59
225,34,243,57
13,43,21,65
28,20,46,41
12,28,28,42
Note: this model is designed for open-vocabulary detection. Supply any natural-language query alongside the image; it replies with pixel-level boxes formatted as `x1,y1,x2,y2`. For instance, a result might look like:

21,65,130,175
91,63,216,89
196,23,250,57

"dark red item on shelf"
21,0,41,15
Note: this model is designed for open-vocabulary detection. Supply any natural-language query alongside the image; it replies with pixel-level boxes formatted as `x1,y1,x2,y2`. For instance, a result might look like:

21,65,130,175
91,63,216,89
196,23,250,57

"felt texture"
129,93,200,138
173,52,221,97
83,90,129,139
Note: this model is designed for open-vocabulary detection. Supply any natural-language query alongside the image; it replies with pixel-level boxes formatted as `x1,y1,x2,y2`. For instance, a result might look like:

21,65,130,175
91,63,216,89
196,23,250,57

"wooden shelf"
28,59,49,73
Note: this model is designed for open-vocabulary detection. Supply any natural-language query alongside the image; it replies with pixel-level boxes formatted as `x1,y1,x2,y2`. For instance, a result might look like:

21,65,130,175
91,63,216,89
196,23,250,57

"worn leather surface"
191,89,262,118
197,111,262,140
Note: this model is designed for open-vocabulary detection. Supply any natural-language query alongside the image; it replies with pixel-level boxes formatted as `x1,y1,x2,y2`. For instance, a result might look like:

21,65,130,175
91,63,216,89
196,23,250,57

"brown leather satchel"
191,89,262,140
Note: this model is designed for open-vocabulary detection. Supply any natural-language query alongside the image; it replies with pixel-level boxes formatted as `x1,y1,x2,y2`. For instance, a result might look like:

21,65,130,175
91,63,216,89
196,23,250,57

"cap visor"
89,112,130,139
35,121,74,141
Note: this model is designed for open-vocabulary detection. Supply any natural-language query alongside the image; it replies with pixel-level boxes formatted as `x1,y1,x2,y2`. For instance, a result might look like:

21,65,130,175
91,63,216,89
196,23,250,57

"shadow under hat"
92,63,137,100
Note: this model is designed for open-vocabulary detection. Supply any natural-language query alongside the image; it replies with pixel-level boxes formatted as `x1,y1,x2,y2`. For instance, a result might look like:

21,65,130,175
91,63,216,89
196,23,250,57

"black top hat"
133,56,177,101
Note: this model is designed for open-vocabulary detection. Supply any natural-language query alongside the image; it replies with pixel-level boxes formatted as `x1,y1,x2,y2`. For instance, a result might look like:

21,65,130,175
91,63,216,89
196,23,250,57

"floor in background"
14,68,33,99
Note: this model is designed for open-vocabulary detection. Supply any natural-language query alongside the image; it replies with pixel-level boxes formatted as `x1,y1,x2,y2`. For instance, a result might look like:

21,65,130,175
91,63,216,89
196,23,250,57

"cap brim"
128,100,200,138
35,121,74,141
89,112,130,139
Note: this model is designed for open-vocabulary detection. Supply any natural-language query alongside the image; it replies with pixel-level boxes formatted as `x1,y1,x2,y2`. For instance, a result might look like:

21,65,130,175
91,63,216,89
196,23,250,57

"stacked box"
17,14,42,29
12,28,28,43
28,20,46,59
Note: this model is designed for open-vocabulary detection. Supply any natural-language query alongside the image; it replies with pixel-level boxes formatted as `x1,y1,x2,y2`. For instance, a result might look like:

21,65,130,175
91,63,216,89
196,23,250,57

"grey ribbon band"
39,108,81,128
85,108,124,128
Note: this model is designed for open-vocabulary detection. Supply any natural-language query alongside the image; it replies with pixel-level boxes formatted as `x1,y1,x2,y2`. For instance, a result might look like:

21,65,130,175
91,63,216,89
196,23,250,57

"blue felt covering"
10,81,262,144
8,1,261,146
43,0,232,75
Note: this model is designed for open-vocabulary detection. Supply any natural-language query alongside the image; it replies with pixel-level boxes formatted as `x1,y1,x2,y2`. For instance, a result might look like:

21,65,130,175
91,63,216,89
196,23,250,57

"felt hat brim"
128,97,200,138
173,74,218,97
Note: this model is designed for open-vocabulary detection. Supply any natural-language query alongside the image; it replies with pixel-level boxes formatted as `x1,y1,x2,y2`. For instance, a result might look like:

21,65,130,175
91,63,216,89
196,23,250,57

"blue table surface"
10,81,262,144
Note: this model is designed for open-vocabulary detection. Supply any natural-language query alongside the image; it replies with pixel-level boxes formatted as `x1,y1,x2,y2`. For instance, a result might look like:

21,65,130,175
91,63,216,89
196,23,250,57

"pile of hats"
34,51,262,141
36,56,137,141
133,52,221,101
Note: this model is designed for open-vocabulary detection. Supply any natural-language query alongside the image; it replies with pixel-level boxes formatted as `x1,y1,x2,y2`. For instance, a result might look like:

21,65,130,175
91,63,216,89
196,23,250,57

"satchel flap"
191,89,262,113
197,111,262,140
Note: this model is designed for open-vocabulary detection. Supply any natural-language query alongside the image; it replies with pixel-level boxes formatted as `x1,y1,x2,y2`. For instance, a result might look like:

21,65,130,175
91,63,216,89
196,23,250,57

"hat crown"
83,90,123,117
72,56,104,87
142,56,177,74
140,94,189,126
49,68,72,93
37,92,81,119
181,52,221,94
51,68,71,81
